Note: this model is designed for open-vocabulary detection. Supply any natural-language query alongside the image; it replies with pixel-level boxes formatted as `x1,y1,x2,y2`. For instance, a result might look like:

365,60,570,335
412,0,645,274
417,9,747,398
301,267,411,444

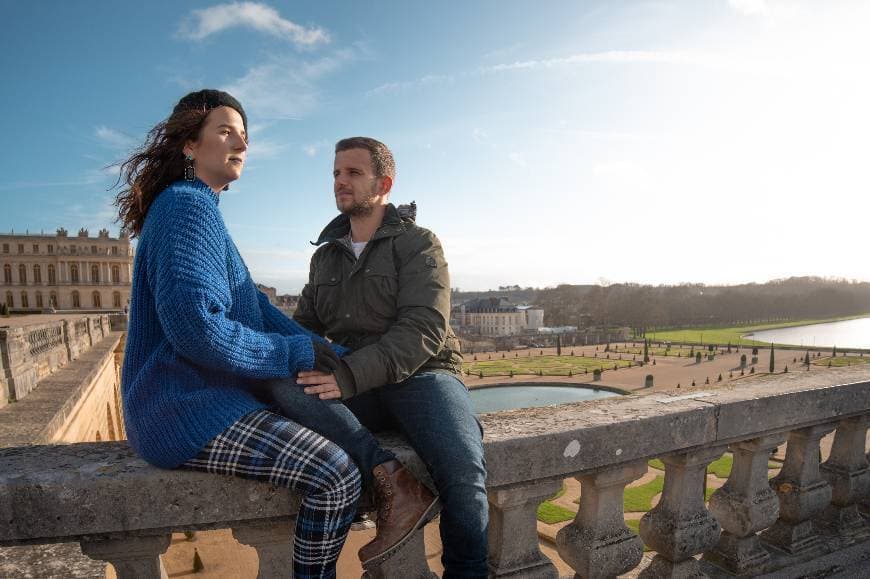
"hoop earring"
184,155,196,181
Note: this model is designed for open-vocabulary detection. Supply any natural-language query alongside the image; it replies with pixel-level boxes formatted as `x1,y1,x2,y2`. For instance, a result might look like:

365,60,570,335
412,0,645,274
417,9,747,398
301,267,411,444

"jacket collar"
312,203,407,246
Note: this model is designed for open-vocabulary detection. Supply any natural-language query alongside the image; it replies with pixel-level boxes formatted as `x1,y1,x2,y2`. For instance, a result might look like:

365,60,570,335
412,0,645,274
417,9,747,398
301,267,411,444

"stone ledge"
2,366,868,548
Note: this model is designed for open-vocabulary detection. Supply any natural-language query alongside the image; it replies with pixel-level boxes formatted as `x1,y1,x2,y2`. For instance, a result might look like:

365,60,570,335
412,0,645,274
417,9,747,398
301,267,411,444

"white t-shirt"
351,240,367,259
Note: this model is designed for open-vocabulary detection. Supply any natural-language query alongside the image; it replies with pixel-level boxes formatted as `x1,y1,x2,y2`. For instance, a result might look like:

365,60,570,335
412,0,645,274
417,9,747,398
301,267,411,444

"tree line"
454,277,870,332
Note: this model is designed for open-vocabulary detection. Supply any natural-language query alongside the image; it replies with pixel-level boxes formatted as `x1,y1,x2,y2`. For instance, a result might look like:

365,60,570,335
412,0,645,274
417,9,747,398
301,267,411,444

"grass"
623,476,665,512
537,501,576,524
813,355,868,367
646,314,870,347
462,354,633,377
649,454,779,479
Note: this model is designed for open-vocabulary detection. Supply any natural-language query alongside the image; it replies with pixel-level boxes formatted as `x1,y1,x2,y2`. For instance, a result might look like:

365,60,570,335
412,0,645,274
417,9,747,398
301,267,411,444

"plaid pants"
182,409,361,579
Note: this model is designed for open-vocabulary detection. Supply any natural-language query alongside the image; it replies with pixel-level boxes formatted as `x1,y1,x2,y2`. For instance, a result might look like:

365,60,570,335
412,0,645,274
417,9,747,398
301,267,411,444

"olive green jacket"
293,204,463,396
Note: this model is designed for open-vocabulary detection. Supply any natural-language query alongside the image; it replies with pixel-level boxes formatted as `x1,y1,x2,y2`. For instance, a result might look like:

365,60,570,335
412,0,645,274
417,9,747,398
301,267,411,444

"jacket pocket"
361,264,398,322
314,269,342,324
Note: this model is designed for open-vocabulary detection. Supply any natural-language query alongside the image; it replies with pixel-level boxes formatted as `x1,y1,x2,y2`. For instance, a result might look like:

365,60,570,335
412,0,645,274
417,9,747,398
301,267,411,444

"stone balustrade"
0,314,109,408
1,366,868,578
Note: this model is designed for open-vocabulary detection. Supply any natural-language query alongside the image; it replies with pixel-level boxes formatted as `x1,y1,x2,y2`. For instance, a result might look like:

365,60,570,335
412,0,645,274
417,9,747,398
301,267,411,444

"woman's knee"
320,444,362,502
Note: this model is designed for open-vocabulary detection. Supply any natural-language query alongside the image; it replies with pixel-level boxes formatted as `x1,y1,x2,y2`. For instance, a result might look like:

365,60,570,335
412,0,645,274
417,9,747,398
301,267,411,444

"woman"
115,89,361,578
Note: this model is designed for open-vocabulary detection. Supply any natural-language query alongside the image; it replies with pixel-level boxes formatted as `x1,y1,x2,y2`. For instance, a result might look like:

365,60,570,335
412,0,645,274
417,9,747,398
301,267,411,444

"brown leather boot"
358,459,441,566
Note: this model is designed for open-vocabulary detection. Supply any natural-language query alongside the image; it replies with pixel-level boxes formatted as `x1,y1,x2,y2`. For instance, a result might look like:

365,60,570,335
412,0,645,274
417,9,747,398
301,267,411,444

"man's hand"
297,370,342,400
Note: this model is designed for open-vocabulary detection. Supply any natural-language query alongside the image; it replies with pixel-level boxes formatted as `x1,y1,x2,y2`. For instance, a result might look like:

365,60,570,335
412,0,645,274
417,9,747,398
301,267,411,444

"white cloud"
94,126,136,150
728,0,768,16
508,152,526,168
303,144,319,157
368,51,711,96
178,2,329,47
223,50,353,119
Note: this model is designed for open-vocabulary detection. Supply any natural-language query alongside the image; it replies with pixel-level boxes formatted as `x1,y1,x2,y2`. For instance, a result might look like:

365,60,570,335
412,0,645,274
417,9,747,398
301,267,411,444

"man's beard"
340,197,376,217
337,186,378,217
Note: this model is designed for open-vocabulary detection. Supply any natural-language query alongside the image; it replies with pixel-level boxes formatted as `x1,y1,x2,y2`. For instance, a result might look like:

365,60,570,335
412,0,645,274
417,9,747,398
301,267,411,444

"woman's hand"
297,370,342,400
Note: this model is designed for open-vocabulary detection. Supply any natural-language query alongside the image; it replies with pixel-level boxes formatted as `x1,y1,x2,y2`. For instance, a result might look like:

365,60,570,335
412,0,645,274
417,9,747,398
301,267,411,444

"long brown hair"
114,107,211,237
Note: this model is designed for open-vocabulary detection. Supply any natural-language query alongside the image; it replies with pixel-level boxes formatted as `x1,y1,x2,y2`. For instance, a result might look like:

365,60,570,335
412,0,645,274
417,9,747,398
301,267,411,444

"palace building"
1,228,133,311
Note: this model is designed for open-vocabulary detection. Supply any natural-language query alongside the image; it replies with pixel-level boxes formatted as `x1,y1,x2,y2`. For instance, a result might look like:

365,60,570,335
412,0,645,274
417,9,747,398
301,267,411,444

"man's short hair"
335,137,396,179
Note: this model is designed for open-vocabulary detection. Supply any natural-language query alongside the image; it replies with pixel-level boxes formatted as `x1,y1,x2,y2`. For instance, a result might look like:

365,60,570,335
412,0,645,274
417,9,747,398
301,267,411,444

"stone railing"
1,367,868,578
0,314,110,407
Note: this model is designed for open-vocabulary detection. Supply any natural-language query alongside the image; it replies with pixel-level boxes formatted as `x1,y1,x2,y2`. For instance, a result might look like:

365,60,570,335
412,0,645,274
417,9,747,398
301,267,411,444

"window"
91,264,100,283
113,291,122,308
92,291,101,308
47,265,56,284
33,265,41,284
72,291,80,308
71,246,77,255
112,265,120,284
2,264,10,284
5,291,13,308
35,292,43,308
91,245,97,254
48,244,54,254
18,244,24,254
111,246,118,256
18,264,26,284
20,292,28,308
2,243,8,253
33,244,39,253
70,264,79,283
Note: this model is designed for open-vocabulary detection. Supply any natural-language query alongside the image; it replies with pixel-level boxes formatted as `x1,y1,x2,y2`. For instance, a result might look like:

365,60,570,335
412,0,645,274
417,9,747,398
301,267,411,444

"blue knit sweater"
122,179,336,468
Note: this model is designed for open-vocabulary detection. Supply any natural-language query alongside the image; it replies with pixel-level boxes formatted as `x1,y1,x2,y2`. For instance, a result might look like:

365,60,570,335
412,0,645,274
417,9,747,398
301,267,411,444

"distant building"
256,283,278,304
1,228,133,311
518,305,544,330
256,284,298,316
452,297,543,336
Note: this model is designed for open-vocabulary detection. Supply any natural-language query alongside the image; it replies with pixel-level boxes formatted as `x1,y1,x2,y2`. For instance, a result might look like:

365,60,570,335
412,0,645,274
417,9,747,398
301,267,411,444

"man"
273,137,489,577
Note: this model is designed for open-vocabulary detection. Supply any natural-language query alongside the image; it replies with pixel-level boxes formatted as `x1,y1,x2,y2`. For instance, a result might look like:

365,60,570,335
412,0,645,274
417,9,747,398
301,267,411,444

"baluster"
761,424,835,556
232,519,295,579
703,433,787,575
80,534,171,579
818,415,870,532
362,527,436,579
487,478,562,578
557,461,646,579
639,446,726,577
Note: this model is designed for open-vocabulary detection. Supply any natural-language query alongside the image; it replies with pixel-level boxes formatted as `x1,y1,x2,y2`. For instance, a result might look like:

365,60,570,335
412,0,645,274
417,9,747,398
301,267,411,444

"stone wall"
0,314,109,409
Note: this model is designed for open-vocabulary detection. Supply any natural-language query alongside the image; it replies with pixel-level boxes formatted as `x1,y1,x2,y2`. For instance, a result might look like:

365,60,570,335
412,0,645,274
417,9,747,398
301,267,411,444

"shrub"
695,352,702,363
644,374,654,388
750,367,755,374
717,373,722,381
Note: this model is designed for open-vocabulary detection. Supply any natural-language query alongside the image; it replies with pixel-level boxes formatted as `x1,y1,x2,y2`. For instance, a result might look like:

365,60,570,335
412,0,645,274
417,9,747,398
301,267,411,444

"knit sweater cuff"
291,336,317,375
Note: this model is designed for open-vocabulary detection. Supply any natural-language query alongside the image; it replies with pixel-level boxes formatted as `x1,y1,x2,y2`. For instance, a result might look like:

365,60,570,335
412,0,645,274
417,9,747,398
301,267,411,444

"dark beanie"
173,89,247,133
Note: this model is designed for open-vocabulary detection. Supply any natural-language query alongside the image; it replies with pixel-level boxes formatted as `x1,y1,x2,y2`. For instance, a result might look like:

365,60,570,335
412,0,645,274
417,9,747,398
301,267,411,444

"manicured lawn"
649,454,779,479
537,501,576,524
623,476,664,512
645,314,870,347
463,355,633,377
813,356,868,367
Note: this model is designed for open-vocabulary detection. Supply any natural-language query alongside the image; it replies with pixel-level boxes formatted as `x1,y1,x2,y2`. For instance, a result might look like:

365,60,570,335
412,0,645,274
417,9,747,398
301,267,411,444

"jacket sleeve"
147,191,316,378
342,229,450,393
258,290,349,356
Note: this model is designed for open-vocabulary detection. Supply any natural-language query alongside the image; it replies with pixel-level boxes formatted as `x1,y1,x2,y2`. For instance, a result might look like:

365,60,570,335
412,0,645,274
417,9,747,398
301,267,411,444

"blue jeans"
263,371,489,578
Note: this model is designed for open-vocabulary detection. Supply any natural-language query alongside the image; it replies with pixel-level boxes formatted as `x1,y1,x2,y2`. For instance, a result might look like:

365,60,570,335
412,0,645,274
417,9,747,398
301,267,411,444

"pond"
469,383,620,414
746,317,870,349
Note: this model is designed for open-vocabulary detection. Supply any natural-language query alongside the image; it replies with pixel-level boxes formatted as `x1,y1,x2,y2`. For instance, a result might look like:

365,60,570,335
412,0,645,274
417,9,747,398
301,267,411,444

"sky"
2,0,869,293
